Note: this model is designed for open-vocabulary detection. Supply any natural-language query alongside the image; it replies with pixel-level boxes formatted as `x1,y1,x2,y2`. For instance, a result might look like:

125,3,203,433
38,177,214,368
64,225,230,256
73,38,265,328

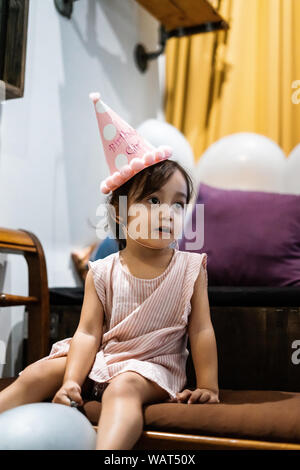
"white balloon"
0,403,97,450
137,119,198,213
195,132,287,193
285,143,300,194
137,118,195,172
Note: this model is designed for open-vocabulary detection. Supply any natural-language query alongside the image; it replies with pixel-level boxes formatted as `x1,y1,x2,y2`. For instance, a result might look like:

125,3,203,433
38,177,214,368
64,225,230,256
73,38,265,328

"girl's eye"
147,197,184,209
173,202,185,210
148,196,160,205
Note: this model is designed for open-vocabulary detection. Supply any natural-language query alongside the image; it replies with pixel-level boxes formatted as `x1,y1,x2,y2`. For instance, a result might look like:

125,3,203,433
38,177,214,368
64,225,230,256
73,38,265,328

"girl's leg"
0,357,67,413
96,371,169,450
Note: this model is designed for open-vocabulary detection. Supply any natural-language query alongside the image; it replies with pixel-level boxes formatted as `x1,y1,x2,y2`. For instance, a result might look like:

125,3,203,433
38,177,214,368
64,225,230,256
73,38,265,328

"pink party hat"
89,92,173,194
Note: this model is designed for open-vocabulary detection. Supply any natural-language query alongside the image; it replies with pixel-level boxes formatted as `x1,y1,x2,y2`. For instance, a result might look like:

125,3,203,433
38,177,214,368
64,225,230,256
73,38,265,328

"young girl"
0,94,219,451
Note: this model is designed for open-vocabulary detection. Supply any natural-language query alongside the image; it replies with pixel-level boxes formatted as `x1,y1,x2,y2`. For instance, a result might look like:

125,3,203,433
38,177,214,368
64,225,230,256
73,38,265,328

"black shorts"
81,377,109,402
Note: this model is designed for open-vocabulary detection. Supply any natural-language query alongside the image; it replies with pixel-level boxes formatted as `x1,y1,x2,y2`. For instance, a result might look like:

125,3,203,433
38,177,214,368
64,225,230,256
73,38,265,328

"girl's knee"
103,373,169,405
102,374,147,402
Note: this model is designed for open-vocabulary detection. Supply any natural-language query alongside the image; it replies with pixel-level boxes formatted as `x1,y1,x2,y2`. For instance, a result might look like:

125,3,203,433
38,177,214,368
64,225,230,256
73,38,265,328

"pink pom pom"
154,151,164,162
89,92,101,103
100,181,110,194
120,165,134,178
111,172,124,186
163,145,173,158
105,176,115,190
143,152,155,165
130,158,145,172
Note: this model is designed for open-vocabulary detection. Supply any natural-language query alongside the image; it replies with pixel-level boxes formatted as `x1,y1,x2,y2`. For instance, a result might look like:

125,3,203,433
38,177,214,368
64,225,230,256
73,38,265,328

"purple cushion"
179,183,300,286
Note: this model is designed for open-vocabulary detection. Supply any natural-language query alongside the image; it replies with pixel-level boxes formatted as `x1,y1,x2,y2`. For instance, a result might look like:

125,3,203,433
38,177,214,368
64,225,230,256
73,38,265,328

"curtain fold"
165,0,300,160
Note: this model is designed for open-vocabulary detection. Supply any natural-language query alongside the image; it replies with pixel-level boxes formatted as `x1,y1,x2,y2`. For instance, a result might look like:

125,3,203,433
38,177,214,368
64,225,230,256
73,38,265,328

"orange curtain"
164,0,300,160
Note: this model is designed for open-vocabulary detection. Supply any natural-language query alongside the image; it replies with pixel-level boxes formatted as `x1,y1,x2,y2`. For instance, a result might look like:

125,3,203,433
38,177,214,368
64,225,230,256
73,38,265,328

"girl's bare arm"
187,264,219,396
61,269,104,388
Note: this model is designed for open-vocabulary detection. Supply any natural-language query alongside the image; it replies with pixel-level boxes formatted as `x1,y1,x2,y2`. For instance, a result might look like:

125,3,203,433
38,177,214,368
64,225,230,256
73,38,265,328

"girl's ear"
116,215,124,225
108,204,124,226
112,213,125,227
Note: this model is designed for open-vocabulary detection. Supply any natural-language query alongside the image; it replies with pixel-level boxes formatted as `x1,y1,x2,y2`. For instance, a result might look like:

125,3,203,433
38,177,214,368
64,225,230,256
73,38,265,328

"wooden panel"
0,377,16,391
134,0,226,32
208,306,300,392
49,305,81,346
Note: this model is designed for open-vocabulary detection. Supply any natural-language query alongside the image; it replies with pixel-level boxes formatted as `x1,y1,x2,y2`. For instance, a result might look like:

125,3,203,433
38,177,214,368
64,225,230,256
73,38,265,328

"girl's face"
125,169,188,249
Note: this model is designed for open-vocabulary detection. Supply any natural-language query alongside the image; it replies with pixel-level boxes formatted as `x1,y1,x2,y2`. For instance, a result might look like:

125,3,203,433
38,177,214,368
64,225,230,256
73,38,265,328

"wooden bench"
1,227,300,450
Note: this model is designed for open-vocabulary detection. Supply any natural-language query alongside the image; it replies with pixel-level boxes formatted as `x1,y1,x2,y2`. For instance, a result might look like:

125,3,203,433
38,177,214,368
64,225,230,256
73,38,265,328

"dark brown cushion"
2,378,300,443
82,389,300,444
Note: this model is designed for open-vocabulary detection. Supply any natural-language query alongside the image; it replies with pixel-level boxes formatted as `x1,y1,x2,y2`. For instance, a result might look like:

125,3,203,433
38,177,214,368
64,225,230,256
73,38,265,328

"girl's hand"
166,388,220,404
52,380,83,407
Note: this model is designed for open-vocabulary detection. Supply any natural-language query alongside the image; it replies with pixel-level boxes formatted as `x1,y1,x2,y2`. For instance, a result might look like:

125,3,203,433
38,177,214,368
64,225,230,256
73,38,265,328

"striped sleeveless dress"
40,248,208,400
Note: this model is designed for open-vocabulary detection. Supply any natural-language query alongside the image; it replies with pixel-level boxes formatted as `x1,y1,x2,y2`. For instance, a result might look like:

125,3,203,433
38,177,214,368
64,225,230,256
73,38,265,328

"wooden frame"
0,227,50,368
132,430,300,450
0,0,30,100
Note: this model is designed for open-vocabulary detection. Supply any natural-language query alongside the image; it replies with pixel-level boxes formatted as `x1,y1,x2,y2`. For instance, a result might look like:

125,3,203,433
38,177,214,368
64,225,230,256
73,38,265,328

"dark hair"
103,159,195,250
